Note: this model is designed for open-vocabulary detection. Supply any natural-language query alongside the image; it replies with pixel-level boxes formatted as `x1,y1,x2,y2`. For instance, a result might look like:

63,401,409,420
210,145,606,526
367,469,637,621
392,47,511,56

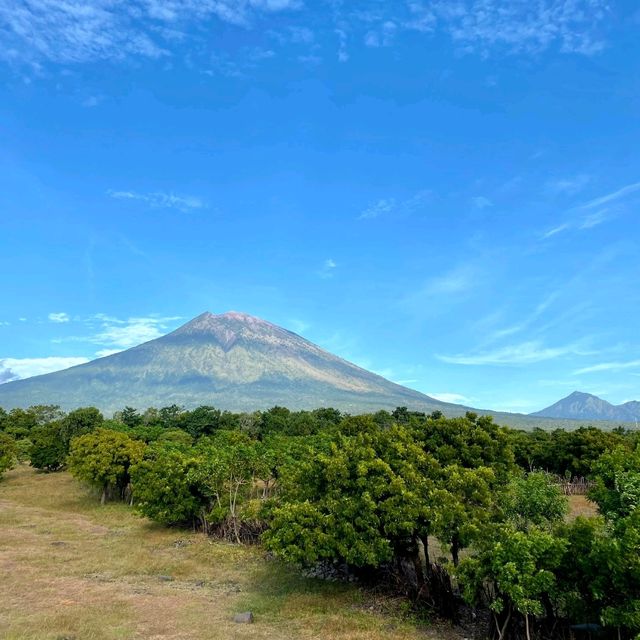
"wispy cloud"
541,223,571,239
88,314,183,349
420,264,478,296
108,189,205,212
579,181,640,210
438,340,586,366
541,179,640,239
359,190,431,220
95,348,124,358
287,318,310,334
574,359,640,375
428,391,471,404
1,0,610,77
418,0,608,56
364,20,397,47
0,356,89,383
471,195,493,209
317,258,337,279
546,174,590,195
0,0,301,68
204,46,276,77
48,312,70,323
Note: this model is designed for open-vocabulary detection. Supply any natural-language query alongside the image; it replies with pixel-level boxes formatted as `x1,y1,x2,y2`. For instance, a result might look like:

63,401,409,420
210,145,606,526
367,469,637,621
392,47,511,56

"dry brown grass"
0,465,460,640
567,494,599,519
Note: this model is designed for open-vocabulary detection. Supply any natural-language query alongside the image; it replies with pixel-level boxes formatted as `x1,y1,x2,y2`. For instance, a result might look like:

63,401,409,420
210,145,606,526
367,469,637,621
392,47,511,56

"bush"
67,428,145,503
0,432,17,477
30,423,67,471
132,445,205,526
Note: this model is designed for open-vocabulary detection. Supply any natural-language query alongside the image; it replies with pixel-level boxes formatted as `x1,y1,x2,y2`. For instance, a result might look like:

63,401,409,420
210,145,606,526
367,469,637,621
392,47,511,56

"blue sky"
1,0,639,413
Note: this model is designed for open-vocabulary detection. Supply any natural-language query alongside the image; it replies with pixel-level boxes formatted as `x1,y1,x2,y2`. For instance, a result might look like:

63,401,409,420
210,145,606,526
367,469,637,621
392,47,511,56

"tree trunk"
414,535,432,600
101,483,107,506
451,538,460,567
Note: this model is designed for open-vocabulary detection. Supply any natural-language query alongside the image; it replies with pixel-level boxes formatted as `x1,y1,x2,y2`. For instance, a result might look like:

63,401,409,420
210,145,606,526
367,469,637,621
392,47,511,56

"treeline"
1,404,640,639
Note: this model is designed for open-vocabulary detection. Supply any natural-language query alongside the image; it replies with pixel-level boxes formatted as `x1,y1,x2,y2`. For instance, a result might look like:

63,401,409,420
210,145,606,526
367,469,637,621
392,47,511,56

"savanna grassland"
0,464,452,640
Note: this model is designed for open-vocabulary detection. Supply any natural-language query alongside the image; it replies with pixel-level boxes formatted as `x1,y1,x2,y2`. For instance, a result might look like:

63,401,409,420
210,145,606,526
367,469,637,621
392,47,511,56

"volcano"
0,311,461,414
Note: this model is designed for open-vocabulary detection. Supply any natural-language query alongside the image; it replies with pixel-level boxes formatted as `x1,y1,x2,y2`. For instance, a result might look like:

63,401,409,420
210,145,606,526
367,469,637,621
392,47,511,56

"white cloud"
364,20,397,47
546,174,590,195
541,179,640,239
48,312,70,323
0,0,301,68
95,348,124,358
359,198,397,220
471,195,493,209
359,190,431,220
541,223,571,239
108,189,205,212
88,314,183,348
318,258,337,279
574,359,640,375
578,208,609,229
422,0,609,56
428,391,470,404
578,180,640,210
0,356,89,383
421,264,477,296
335,27,349,62
438,340,583,365
287,318,310,334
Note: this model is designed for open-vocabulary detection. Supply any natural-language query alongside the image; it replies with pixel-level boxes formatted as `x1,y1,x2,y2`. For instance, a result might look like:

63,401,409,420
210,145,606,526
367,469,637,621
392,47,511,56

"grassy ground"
568,494,599,519
0,465,457,640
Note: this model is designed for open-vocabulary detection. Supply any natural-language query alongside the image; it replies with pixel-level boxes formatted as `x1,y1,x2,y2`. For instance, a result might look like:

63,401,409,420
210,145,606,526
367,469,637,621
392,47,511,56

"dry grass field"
567,494,599,519
0,465,455,640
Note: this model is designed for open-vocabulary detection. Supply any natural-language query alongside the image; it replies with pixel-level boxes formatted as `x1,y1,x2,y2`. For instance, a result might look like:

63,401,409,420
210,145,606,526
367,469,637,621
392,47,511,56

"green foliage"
67,428,145,503
191,431,272,540
501,471,569,530
60,406,103,446
264,416,440,568
417,412,515,481
458,523,566,637
29,422,67,471
0,431,17,477
432,464,496,565
132,444,205,525
508,426,631,477
589,445,640,520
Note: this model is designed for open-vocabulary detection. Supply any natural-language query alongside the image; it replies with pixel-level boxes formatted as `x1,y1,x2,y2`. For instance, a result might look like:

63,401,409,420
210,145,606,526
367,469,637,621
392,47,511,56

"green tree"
264,416,441,590
29,422,67,471
458,524,566,640
132,444,206,526
433,464,496,565
60,407,104,447
501,471,568,531
68,428,145,504
589,445,640,520
191,431,271,542
0,432,17,477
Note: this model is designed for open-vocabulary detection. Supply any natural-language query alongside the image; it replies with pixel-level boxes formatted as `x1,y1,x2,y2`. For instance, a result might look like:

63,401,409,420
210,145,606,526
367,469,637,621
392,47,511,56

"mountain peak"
531,391,640,422
180,310,266,329
0,310,449,414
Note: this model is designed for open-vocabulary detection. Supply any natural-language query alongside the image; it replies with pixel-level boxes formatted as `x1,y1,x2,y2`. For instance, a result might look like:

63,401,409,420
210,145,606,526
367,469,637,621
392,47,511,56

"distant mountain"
0,311,465,415
531,391,640,423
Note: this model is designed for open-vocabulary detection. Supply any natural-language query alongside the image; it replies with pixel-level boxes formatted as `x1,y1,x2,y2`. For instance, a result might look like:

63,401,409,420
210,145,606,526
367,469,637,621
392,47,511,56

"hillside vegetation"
1,403,639,640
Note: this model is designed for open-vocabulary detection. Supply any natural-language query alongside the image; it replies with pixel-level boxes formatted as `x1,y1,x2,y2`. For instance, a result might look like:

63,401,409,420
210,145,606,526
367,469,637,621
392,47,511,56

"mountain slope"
0,311,461,414
531,391,640,422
